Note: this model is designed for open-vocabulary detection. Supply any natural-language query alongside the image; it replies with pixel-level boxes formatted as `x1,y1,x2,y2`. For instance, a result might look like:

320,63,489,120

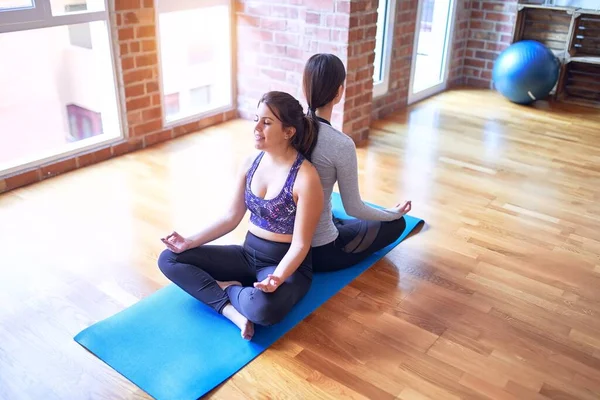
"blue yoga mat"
75,193,424,400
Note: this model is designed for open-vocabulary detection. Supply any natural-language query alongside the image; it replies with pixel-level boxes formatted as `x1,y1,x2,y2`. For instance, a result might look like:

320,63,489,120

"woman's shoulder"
316,122,356,150
296,157,321,187
244,149,262,164
238,150,262,176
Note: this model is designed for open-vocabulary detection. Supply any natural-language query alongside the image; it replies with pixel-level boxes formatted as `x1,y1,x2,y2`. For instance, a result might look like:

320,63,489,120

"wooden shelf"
517,4,578,12
517,0,600,13
512,3,600,109
568,12,600,58
569,56,600,65
577,9,600,16
513,6,573,56
557,61,600,108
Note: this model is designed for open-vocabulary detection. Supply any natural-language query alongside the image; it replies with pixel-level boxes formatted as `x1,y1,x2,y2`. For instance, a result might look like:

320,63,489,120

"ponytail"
303,53,346,114
306,106,318,119
296,112,319,161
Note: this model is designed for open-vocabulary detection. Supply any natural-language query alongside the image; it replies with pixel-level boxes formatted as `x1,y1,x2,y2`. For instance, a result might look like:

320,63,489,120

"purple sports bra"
245,151,305,235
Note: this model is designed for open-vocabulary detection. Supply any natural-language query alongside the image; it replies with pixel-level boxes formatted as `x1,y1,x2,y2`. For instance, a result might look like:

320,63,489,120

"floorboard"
1,89,600,399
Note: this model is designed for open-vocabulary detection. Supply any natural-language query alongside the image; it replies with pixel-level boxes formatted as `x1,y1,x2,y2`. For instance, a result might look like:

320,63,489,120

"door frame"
407,0,458,105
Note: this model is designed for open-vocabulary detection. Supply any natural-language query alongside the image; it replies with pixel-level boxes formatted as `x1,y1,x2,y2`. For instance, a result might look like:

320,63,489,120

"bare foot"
216,280,242,290
222,304,254,340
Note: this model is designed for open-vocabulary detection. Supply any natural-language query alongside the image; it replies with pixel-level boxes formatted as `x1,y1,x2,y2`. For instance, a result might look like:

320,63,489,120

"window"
408,0,456,104
0,1,34,9
156,0,234,126
190,86,211,109
68,22,93,49
0,0,121,176
0,0,44,24
164,93,181,116
67,104,103,142
373,0,397,98
49,0,104,16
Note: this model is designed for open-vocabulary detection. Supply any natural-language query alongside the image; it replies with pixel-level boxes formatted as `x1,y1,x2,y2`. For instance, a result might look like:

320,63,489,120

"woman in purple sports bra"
158,91,324,340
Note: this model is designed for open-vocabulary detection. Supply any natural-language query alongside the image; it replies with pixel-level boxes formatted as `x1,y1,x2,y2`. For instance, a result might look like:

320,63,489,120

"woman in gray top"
303,53,412,272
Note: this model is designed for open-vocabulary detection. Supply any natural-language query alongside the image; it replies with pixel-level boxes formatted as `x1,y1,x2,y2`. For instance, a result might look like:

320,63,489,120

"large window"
0,0,121,175
408,0,456,104
373,0,397,98
156,0,234,126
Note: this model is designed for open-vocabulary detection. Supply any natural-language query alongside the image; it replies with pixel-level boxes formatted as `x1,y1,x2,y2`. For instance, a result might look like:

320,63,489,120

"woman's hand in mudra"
161,231,193,254
254,274,283,293
388,200,412,216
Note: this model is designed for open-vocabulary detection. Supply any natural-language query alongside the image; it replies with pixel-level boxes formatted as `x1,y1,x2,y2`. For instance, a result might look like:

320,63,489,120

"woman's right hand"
161,231,193,253
389,200,412,216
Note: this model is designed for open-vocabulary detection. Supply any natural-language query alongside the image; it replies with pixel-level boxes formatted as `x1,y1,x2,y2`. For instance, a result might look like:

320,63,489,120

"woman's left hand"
254,274,283,293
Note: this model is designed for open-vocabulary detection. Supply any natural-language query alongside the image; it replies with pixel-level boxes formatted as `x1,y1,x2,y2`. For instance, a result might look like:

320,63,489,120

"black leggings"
157,232,312,326
312,216,407,273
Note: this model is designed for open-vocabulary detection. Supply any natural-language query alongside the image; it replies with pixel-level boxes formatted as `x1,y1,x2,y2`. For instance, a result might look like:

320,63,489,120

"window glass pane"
49,0,105,16
158,5,232,123
0,21,121,172
373,0,388,83
0,0,34,10
413,0,452,93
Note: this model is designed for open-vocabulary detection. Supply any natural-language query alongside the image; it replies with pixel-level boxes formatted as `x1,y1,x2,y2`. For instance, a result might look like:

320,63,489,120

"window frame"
155,0,236,128
0,1,45,27
407,0,457,105
0,0,106,33
0,0,125,177
373,0,397,99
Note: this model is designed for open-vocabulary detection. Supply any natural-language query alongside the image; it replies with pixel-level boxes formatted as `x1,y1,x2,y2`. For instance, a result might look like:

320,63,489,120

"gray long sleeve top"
311,121,402,247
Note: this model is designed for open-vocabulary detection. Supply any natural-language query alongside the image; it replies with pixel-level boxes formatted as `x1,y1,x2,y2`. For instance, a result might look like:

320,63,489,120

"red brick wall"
236,0,379,143
463,0,518,88
236,0,347,128
0,0,236,194
371,0,418,120
448,0,472,87
342,0,379,142
371,0,519,118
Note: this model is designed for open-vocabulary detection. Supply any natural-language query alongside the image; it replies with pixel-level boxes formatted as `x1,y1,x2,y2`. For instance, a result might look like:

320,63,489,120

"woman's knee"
385,217,407,240
245,291,291,326
157,249,178,274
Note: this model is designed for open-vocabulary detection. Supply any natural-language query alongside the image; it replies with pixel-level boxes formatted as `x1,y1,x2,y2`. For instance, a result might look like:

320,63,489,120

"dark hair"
302,53,347,118
258,91,319,161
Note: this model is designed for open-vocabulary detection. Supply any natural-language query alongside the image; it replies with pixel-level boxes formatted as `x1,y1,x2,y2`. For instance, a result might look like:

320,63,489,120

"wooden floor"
2,89,600,400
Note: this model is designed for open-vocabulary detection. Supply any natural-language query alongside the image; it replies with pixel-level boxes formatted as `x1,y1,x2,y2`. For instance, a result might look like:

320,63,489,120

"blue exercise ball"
492,40,560,105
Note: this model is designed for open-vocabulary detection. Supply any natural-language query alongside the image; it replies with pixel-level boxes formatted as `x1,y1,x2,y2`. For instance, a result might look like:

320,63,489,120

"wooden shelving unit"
555,60,600,106
568,9,600,58
512,2,600,108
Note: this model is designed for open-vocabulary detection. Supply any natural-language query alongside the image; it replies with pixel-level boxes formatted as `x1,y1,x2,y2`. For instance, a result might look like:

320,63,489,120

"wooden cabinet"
512,3,600,108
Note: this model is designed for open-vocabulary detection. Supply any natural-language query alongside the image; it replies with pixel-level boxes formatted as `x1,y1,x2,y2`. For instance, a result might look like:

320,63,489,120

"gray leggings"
157,232,312,326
